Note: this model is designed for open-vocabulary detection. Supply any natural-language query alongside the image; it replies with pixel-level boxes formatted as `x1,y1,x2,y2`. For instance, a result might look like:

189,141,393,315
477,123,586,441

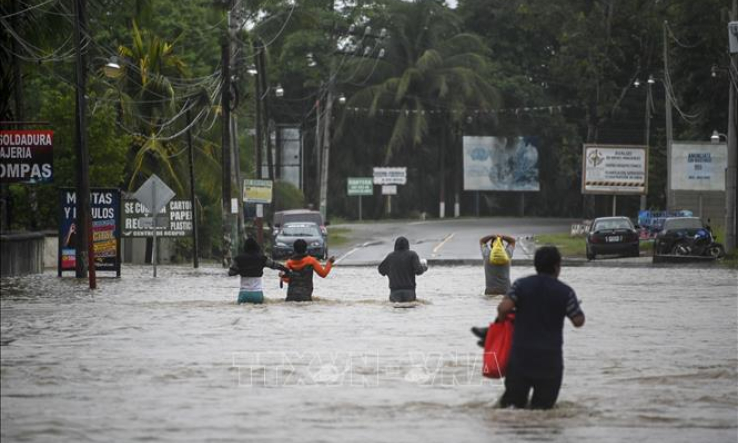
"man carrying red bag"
474,246,585,409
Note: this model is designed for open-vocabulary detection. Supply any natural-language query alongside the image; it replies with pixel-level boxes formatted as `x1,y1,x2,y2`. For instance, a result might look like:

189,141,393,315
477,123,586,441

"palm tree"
113,21,192,193
340,0,501,216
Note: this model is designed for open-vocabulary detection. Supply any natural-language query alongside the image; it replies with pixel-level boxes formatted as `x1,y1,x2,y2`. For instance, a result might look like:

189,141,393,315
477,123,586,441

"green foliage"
273,180,305,211
3,0,732,233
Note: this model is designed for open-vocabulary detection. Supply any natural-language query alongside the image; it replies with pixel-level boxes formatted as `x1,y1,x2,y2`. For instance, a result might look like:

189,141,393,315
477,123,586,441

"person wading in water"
281,239,335,302
479,234,516,295
229,237,289,304
496,246,585,409
378,236,428,302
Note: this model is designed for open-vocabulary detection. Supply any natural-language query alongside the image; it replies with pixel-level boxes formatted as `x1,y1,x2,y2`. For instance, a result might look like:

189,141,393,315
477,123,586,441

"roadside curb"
335,257,726,269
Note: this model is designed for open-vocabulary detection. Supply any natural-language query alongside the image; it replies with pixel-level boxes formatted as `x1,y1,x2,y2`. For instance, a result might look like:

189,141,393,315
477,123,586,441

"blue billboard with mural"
463,136,540,191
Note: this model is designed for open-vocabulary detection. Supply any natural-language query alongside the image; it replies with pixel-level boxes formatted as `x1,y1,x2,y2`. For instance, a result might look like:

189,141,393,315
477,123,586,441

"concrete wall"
44,233,58,269
36,235,174,272
121,237,173,265
1,232,45,277
673,191,726,226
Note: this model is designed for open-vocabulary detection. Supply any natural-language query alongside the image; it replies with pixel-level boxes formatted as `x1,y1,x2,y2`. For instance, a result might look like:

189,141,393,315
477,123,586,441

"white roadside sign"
582,144,647,195
670,142,727,191
373,167,407,185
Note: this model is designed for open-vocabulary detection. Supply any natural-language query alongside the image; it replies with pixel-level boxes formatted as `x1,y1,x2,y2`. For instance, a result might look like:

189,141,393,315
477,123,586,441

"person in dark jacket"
378,236,428,302
282,239,335,302
229,237,289,304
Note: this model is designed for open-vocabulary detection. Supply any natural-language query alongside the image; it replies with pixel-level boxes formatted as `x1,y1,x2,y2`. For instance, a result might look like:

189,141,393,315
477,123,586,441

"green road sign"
347,177,373,196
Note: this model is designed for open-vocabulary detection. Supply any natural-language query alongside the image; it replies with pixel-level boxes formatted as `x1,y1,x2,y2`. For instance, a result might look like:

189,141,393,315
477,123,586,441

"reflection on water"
2,265,737,442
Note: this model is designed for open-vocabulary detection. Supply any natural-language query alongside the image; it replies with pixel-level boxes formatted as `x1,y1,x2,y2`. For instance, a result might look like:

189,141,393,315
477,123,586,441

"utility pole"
228,3,244,253
318,88,333,218
221,40,232,267
664,21,674,211
258,49,275,181
73,0,96,288
641,80,653,211
726,0,738,253
253,41,263,180
314,98,322,207
186,108,199,268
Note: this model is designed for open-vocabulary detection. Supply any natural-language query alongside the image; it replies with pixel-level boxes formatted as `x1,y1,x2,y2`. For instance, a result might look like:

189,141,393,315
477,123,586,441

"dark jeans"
286,286,313,302
499,371,563,410
389,289,416,302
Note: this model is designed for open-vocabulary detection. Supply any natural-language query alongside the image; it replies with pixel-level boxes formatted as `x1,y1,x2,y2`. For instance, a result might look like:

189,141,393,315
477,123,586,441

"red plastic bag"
482,313,515,379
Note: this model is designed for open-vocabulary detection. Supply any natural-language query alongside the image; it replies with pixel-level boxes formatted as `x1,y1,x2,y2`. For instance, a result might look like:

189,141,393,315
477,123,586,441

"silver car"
272,222,327,260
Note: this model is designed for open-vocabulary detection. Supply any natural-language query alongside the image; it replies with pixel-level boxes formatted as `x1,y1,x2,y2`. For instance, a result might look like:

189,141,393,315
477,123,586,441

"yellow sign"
243,179,273,203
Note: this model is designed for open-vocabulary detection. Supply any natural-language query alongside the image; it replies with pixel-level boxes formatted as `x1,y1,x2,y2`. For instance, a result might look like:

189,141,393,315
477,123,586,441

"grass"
534,233,653,258
328,227,351,248
535,233,588,258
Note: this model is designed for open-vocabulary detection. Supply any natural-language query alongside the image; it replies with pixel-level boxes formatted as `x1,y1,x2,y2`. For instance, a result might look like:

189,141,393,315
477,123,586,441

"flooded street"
1,264,737,442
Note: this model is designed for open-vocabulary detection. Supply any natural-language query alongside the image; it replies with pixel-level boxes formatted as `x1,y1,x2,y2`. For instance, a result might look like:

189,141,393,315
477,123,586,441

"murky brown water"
2,264,737,442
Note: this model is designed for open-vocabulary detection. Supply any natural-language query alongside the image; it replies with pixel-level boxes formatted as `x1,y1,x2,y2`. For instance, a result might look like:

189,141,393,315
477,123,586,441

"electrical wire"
1,0,58,19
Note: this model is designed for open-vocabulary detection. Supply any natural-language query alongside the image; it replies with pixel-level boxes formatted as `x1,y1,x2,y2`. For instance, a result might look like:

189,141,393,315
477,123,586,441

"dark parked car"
273,209,328,237
654,217,710,256
272,222,328,260
586,216,640,260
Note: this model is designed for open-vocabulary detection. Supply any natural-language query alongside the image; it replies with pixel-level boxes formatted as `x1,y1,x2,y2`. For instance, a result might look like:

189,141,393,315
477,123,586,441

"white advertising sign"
582,144,647,195
381,185,397,195
373,167,407,185
670,142,727,191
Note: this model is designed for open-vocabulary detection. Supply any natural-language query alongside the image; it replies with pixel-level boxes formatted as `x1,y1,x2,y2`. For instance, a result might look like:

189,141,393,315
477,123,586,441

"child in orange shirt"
281,239,335,302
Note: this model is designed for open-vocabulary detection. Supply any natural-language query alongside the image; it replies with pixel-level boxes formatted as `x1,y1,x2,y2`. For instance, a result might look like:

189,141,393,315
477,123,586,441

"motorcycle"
671,228,726,258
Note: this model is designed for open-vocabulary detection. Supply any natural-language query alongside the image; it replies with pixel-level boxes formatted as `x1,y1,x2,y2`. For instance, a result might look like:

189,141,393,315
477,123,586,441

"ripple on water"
1,265,737,442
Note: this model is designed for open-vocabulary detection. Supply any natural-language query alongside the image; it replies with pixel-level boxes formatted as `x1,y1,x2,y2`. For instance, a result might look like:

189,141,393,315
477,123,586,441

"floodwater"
1,264,737,442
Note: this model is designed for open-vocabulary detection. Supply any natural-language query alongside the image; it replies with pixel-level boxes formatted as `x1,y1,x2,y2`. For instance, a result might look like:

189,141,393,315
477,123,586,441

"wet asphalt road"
331,217,578,265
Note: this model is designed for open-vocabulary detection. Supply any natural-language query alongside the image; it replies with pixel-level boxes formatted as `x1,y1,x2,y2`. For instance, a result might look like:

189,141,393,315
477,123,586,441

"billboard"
59,188,121,275
670,142,727,191
463,136,539,191
0,129,54,183
582,144,647,195
122,198,193,237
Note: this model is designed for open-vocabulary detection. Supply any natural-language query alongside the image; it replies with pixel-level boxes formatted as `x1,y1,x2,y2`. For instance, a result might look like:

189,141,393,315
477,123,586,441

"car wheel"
631,246,640,257
586,247,595,261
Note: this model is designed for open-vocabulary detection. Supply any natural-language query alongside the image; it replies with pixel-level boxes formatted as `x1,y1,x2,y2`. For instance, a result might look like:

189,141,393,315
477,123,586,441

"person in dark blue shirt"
495,246,585,409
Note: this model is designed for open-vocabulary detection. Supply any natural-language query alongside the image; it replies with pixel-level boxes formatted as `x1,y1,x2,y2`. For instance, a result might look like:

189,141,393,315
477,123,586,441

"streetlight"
103,56,122,79
711,130,727,144
275,84,284,98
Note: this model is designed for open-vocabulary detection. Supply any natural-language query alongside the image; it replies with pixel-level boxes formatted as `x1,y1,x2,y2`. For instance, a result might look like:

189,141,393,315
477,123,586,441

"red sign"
0,129,54,183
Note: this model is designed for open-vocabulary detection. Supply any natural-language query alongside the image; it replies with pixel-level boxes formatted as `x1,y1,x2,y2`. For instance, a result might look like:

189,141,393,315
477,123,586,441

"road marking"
335,241,375,264
432,233,455,257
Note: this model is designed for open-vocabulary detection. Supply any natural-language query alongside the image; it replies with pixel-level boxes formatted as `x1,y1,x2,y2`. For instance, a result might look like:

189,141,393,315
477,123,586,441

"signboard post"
243,179,273,246
582,144,648,215
59,188,121,277
347,177,373,221
373,168,405,217
133,175,176,277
